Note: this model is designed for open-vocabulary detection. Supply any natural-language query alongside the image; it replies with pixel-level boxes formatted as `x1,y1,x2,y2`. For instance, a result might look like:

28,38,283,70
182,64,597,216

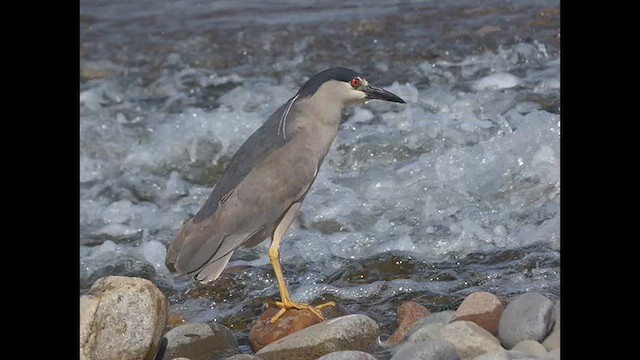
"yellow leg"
267,203,336,323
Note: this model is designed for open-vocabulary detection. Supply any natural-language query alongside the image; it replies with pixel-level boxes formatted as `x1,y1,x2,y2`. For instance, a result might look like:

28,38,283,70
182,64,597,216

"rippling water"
80,0,560,355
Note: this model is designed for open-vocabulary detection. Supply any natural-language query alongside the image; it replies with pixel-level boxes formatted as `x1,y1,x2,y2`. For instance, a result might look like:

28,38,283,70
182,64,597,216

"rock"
171,358,191,360
161,323,238,360
224,355,263,360
544,348,560,360
391,339,461,360
387,301,431,346
415,310,456,328
452,291,504,336
472,350,540,359
511,340,547,357
80,276,168,360
541,301,559,351
316,350,377,360
407,322,446,344
440,321,504,359
498,293,554,349
249,303,348,352
256,314,380,360
404,310,455,341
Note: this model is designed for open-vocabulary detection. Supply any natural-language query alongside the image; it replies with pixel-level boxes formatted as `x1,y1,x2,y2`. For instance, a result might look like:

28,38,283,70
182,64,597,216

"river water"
80,0,560,355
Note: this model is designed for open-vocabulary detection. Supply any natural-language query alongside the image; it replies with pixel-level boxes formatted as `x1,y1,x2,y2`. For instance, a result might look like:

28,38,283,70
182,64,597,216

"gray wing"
166,96,315,280
192,99,291,223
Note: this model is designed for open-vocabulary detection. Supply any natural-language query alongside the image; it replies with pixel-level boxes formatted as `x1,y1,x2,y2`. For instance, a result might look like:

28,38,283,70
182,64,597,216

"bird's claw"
266,300,336,323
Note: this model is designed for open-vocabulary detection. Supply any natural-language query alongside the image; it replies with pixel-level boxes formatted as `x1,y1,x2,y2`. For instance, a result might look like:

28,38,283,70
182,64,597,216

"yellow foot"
267,300,336,323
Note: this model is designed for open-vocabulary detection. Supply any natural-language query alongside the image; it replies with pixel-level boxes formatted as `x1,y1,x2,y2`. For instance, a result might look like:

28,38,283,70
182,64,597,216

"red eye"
350,78,361,88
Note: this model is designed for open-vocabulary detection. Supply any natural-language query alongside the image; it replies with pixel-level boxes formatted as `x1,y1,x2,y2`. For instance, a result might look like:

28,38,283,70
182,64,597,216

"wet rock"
161,323,238,360
472,350,540,360
498,293,554,349
316,350,377,360
255,314,380,360
545,348,560,360
249,303,348,352
511,340,547,357
541,301,559,351
387,301,431,346
79,276,168,360
407,322,446,344
416,310,456,328
452,291,504,336
391,339,461,360
440,321,504,359
224,355,263,360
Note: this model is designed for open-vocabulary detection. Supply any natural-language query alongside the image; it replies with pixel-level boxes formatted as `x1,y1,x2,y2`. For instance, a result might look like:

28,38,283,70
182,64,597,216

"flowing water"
80,0,560,355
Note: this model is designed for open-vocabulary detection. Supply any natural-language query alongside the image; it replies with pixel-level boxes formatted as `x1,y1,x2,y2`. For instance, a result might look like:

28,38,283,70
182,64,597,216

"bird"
166,67,406,323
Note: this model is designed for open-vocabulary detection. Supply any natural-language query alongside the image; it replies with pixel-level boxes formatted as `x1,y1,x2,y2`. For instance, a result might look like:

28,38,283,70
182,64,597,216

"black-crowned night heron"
167,67,405,322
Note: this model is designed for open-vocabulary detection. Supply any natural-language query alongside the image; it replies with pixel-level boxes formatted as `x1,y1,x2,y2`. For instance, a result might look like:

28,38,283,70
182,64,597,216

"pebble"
316,350,378,360
498,293,554,349
511,340,547,357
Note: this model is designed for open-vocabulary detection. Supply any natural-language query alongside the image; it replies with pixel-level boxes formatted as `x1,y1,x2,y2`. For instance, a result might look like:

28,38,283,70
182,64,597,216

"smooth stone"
80,276,168,360
512,340,547,357
452,291,504,336
224,355,263,360
387,301,431,346
256,314,379,360
541,301,559,351
440,321,504,359
391,339,461,360
407,322,446,344
473,350,541,360
161,322,238,360
498,293,554,349
249,303,348,352
316,350,378,360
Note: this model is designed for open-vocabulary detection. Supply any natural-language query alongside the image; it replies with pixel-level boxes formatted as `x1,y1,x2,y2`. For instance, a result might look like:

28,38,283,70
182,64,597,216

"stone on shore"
249,303,349,352
440,321,504,359
316,350,378,360
498,293,554,349
161,322,238,360
452,291,504,336
255,314,379,360
387,301,431,346
80,276,168,360
391,339,461,360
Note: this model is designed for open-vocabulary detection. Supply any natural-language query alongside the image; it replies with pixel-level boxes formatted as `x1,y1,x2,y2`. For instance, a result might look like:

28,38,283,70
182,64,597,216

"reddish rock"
249,303,349,352
387,301,431,346
451,292,503,336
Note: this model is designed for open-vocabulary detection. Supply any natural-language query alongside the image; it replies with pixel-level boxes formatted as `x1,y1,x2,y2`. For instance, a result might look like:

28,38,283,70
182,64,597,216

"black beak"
363,84,406,104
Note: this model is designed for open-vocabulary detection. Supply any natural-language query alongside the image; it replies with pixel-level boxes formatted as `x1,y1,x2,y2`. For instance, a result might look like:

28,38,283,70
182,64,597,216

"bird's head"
296,67,406,107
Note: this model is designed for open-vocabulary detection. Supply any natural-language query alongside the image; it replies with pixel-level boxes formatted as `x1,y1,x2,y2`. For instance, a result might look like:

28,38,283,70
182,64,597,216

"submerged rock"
79,276,168,360
160,322,238,360
452,291,504,336
498,293,554,349
387,301,431,346
255,314,380,360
